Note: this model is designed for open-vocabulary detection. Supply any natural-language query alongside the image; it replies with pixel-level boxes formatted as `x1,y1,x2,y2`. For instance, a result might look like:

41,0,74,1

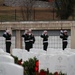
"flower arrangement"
12,55,67,75
39,69,66,75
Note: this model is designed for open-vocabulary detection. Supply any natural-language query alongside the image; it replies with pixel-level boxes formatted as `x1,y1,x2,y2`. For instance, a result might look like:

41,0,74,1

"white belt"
43,41,48,43
6,40,11,42
25,40,29,42
63,40,67,42
30,40,33,41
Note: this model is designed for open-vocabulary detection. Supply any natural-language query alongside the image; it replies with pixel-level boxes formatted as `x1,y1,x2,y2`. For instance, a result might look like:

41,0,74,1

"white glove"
42,33,44,35
60,30,63,33
4,32,7,34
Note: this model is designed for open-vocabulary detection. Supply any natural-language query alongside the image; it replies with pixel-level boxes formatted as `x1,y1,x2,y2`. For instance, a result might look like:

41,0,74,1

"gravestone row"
12,48,75,75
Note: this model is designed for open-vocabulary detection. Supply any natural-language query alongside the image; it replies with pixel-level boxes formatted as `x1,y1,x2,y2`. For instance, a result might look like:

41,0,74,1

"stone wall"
0,21,73,30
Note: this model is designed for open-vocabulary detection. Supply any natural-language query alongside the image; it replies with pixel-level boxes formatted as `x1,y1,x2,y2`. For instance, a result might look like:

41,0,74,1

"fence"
0,8,75,21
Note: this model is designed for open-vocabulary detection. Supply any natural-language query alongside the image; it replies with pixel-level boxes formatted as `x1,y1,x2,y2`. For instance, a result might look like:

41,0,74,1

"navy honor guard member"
22,29,35,51
3,30,11,53
28,29,35,49
60,30,68,50
41,30,49,51
22,30,30,51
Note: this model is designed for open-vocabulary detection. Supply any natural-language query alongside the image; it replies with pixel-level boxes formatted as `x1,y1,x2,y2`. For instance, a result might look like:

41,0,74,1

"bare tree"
22,0,36,20
55,0,75,20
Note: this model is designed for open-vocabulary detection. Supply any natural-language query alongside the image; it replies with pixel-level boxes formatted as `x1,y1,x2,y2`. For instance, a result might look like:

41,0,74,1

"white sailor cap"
60,30,63,33
28,29,32,31
44,30,47,33
6,30,10,33
64,30,67,33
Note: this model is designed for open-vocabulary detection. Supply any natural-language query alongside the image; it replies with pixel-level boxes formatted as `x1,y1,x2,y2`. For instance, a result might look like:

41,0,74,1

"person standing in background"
41,30,49,51
22,29,35,52
60,30,68,50
28,29,35,49
22,30,30,51
3,30,12,53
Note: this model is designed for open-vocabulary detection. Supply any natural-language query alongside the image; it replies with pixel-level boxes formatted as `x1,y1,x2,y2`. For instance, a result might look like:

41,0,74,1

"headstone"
30,48,47,59
47,48,63,54
28,52,39,59
0,52,10,56
0,62,23,75
0,48,4,53
0,48,10,56
67,54,75,75
64,49,75,55
22,49,39,61
12,48,22,60
0,55,14,63
22,49,29,61
30,48,44,53
39,54,48,71
39,48,75,75
65,48,75,53
30,48,46,54
48,54,69,73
